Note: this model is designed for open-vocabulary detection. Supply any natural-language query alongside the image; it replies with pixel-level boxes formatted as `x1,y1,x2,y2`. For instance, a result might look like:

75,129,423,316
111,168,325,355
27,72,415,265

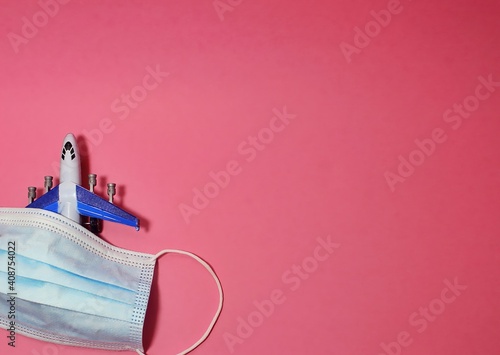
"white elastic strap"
136,249,224,355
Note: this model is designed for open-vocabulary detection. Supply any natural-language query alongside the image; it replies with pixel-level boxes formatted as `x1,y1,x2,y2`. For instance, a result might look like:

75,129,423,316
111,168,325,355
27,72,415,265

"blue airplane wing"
26,186,59,213
75,185,140,230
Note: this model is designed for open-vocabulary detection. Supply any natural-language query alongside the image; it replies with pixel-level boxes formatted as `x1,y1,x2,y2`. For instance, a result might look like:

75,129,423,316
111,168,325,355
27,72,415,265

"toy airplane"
26,133,139,232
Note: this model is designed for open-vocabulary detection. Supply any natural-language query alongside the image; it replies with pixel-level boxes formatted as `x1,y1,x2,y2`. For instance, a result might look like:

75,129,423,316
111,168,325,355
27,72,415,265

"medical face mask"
0,208,223,354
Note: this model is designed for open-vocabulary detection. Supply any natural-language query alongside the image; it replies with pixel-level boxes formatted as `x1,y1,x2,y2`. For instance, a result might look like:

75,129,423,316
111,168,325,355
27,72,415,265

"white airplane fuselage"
58,133,81,223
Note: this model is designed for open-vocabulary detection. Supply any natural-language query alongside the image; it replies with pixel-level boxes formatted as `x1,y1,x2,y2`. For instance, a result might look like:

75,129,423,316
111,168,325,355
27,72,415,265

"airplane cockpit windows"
61,141,76,160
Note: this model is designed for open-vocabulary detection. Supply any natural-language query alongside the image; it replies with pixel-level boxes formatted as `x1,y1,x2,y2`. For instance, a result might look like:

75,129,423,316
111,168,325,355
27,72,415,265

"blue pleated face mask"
0,208,223,354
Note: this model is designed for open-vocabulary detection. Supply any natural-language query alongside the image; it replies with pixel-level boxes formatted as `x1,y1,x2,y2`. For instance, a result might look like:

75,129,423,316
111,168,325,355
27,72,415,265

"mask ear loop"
135,249,224,355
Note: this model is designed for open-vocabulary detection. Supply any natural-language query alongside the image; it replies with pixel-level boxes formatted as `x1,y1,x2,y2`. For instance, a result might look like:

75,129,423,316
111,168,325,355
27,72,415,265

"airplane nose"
63,133,77,144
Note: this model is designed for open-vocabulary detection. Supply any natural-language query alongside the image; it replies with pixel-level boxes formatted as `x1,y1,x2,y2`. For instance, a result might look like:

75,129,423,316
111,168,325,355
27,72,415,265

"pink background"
1,0,499,354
